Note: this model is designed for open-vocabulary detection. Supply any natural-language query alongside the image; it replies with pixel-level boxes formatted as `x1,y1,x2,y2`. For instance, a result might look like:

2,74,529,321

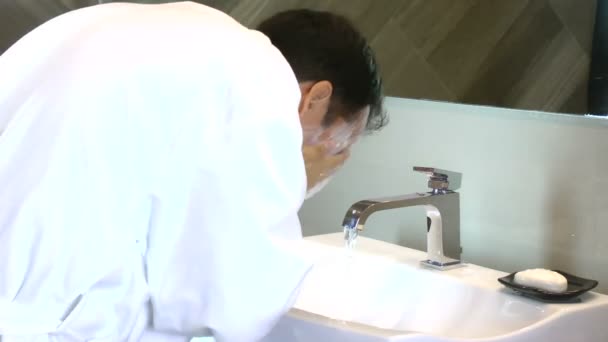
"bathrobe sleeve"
144,31,313,342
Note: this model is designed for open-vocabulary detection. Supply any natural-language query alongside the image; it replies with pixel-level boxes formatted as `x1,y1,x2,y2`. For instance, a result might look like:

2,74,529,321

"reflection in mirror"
0,0,605,117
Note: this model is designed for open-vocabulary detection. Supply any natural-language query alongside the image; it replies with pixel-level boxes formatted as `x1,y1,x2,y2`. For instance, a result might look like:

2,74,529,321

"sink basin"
262,233,608,342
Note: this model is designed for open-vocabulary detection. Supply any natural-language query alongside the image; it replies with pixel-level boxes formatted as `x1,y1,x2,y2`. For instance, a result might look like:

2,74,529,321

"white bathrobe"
0,2,311,341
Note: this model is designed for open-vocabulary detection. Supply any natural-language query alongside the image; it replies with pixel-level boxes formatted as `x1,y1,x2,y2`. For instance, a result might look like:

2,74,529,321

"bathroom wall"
299,97,608,294
0,0,597,114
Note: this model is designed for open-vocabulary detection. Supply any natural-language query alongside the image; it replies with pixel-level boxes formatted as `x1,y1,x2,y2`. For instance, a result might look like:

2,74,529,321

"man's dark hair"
257,9,387,132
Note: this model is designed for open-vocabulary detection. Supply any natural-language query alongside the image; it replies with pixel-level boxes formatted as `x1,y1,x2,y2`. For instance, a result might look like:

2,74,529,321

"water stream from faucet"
343,226,359,251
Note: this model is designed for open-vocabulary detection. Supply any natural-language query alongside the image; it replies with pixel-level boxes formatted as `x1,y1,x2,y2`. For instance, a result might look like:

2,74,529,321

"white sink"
262,233,608,342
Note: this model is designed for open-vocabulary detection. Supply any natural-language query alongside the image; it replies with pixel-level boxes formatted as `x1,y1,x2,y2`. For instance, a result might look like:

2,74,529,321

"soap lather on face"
317,106,370,156
300,106,370,198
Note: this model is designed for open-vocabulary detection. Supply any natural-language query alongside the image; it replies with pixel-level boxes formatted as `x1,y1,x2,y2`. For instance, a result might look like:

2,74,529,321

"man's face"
298,80,369,156
298,81,370,184
301,105,370,198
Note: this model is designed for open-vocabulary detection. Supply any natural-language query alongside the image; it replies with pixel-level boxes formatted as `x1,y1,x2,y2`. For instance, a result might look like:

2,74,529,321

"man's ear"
299,80,333,127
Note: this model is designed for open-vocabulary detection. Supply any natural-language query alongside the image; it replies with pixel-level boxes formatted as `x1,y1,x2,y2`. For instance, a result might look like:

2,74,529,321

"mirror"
1,0,602,117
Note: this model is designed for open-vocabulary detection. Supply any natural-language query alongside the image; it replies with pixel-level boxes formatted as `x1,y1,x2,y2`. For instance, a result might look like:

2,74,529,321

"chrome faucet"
342,167,464,270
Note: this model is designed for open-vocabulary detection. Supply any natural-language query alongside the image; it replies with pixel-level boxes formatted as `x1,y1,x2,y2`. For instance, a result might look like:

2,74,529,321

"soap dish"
498,270,598,302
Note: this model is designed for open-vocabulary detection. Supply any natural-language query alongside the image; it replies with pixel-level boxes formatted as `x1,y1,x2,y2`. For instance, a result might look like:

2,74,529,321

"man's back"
0,2,309,341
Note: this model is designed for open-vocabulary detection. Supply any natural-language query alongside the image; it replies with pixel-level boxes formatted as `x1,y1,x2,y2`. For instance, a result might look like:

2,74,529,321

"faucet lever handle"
413,167,462,192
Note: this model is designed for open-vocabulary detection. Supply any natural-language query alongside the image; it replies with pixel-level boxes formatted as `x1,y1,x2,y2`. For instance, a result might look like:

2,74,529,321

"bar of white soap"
514,269,568,293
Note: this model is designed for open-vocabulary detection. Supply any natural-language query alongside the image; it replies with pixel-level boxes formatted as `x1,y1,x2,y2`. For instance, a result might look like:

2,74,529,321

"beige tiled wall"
0,0,597,114
299,97,608,294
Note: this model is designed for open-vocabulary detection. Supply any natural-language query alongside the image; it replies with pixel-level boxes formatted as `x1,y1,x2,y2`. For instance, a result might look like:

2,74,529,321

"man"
0,2,385,342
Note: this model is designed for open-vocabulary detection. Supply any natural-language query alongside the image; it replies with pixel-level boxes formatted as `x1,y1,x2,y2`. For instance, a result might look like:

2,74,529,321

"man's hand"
302,144,350,191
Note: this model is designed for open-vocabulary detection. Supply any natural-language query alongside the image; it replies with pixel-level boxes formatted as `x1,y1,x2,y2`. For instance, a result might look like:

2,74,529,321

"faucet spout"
342,192,437,231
